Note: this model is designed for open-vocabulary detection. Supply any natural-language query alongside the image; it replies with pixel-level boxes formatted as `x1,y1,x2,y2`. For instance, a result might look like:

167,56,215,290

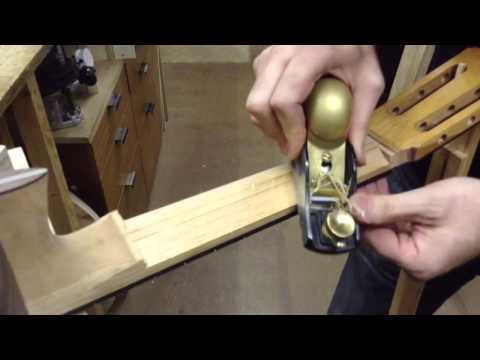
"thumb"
351,188,432,225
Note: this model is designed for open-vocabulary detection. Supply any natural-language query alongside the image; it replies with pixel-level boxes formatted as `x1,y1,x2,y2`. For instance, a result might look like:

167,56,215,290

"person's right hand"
246,45,385,165
351,177,480,281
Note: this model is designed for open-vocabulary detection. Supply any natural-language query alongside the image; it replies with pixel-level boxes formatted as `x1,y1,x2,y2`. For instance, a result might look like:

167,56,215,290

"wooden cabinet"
125,45,165,195
53,46,166,218
118,145,148,219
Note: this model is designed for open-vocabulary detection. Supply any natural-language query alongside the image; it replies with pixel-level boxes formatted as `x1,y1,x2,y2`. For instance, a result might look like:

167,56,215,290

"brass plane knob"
305,77,353,145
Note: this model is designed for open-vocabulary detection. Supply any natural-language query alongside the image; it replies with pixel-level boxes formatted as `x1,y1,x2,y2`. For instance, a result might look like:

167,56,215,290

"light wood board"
0,45,50,115
23,140,391,314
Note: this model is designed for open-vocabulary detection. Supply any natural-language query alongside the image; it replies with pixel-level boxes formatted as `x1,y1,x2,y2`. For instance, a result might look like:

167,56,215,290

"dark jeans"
327,159,480,315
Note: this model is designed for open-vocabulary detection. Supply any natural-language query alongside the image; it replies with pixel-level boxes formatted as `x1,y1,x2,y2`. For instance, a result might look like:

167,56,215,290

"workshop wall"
159,45,251,63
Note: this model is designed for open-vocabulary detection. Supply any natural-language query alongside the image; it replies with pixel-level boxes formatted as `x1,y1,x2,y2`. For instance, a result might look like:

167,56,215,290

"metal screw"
322,152,332,163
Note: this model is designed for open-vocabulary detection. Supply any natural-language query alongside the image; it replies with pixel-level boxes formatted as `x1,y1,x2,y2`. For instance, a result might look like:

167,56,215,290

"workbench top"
0,45,50,115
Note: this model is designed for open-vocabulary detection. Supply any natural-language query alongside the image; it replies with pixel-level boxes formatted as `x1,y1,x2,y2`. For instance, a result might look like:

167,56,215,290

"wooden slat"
444,123,480,177
389,45,436,100
11,74,79,235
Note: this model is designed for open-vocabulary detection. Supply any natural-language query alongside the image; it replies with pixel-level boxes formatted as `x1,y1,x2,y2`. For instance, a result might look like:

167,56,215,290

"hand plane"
293,77,359,254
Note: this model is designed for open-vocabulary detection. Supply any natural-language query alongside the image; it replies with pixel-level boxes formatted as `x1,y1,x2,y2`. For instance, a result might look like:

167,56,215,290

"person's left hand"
351,176,480,281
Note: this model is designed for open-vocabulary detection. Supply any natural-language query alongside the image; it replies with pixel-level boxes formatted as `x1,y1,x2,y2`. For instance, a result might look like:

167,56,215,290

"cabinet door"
126,45,164,196
118,145,148,219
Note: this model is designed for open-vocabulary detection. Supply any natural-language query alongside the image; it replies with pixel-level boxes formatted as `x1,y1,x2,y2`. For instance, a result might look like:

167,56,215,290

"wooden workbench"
0,45,79,235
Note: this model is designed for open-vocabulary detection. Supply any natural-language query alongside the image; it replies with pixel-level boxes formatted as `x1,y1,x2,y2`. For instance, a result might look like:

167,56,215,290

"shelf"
52,60,124,144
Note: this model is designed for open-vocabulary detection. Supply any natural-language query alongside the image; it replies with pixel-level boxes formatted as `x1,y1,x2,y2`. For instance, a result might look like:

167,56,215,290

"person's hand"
246,45,385,164
351,177,480,281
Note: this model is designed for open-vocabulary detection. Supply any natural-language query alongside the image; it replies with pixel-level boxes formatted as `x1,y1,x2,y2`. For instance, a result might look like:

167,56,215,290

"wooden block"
0,169,145,315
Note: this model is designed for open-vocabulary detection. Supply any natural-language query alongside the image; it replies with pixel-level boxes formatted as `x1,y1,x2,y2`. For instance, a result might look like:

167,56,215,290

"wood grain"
389,45,435,100
370,48,480,162
0,45,51,115
11,74,79,234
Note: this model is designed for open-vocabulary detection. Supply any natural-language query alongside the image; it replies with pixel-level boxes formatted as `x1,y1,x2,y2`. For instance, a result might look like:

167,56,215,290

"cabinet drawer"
92,70,130,177
126,46,163,140
102,103,138,210
126,47,163,194
118,145,148,219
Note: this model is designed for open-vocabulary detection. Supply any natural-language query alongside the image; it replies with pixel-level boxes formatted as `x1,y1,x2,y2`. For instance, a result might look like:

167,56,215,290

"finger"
351,186,434,225
362,227,404,263
357,181,378,195
362,227,418,269
269,55,329,160
356,177,389,195
252,46,272,75
375,177,390,195
246,52,291,152
348,68,385,165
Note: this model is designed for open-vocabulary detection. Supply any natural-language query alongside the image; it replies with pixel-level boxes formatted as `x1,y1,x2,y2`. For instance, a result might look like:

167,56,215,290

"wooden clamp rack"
1,47,480,315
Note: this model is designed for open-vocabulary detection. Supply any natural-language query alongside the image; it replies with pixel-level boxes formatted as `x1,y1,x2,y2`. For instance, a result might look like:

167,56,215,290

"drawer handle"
144,102,155,114
108,94,122,110
139,62,149,75
114,128,129,144
124,171,136,188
